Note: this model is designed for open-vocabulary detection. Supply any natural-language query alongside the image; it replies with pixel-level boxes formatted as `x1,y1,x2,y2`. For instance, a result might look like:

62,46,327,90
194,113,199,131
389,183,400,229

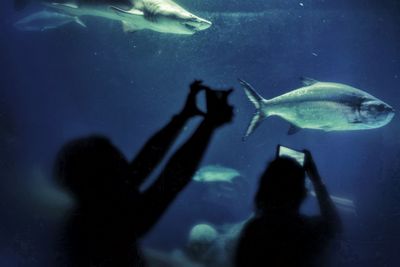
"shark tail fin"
14,0,30,10
238,79,268,141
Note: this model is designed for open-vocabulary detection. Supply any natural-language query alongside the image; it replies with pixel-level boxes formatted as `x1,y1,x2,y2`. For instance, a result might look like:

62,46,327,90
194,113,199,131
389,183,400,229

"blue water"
1,0,400,266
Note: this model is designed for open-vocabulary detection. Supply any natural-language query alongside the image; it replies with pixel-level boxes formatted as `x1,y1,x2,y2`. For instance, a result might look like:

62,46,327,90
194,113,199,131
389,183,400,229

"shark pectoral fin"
300,77,319,87
288,124,302,135
110,6,144,18
243,111,265,141
122,21,140,33
75,17,87,28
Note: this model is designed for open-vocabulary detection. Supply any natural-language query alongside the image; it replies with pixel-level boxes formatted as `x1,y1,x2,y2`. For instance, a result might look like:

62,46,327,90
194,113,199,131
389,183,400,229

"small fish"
193,165,241,183
14,10,86,31
309,191,356,213
239,78,395,139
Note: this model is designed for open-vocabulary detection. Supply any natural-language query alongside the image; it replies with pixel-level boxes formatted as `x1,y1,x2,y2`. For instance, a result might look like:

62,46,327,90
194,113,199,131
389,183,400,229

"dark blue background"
1,0,400,266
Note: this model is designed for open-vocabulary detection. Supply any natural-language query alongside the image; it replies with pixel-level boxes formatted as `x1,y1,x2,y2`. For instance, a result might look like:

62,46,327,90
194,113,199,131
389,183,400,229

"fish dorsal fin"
300,77,319,87
110,6,144,17
288,124,302,135
122,21,141,32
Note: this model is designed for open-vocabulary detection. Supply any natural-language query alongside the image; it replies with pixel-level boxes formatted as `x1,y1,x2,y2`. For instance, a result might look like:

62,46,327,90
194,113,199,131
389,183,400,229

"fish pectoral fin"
287,124,302,135
121,21,141,33
110,6,144,17
300,77,319,87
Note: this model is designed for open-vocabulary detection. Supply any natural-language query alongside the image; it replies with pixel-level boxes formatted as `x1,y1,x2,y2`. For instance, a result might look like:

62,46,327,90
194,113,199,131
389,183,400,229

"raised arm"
129,81,206,188
136,86,234,235
304,150,343,235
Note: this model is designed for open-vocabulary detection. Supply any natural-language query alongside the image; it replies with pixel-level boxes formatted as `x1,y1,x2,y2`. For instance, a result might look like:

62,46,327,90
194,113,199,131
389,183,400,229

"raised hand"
303,150,321,183
204,86,234,127
180,80,207,118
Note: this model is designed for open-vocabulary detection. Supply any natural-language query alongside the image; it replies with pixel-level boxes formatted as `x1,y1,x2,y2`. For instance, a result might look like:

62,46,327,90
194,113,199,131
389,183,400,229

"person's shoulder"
240,217,262,235
300,215,325,227
241,215,276,237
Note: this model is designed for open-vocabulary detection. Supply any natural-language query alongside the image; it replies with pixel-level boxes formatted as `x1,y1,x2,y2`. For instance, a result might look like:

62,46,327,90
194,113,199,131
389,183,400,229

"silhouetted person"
54,81,234,267
235,151,342,267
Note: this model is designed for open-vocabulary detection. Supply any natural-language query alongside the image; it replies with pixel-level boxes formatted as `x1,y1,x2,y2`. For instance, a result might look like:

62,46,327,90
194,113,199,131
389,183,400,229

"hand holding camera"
181,80,234,127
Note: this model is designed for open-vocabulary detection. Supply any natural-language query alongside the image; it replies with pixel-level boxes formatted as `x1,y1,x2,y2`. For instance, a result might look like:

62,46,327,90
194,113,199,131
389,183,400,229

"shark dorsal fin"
110,6,144,17
300,77,319,87
51,2,79,9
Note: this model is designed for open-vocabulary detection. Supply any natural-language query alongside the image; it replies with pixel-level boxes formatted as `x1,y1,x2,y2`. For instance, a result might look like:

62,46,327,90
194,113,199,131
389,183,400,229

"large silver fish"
15,0,212,34
239,78,395,138
15,10,86,31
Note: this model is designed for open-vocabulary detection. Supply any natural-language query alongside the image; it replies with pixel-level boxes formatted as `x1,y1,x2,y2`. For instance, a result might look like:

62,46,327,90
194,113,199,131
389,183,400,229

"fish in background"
144,222,241,267
309,191,356,214
193,165,241,183
15,10,86,31
239,78,395,139
195,165,356,213
28,166,74,220
14,0,212,34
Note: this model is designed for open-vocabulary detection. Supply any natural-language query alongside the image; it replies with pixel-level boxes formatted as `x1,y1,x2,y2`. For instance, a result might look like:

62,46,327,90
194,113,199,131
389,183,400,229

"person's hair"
255,157,306,213
53,135,128,201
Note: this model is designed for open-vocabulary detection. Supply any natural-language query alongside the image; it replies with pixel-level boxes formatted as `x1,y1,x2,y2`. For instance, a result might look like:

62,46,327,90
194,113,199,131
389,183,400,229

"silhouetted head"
255,157,306,214
186,224,218,263
54,136,130,203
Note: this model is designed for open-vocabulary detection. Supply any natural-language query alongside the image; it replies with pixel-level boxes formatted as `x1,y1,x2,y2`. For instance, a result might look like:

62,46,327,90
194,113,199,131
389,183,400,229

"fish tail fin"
238,79,268,140
238,79,265,109
243,111,265,141
14,0,30,10
74,17,87,28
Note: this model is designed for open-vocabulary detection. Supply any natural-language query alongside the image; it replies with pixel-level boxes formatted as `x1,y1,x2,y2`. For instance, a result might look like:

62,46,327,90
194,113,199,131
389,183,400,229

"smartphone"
276,145,305,166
